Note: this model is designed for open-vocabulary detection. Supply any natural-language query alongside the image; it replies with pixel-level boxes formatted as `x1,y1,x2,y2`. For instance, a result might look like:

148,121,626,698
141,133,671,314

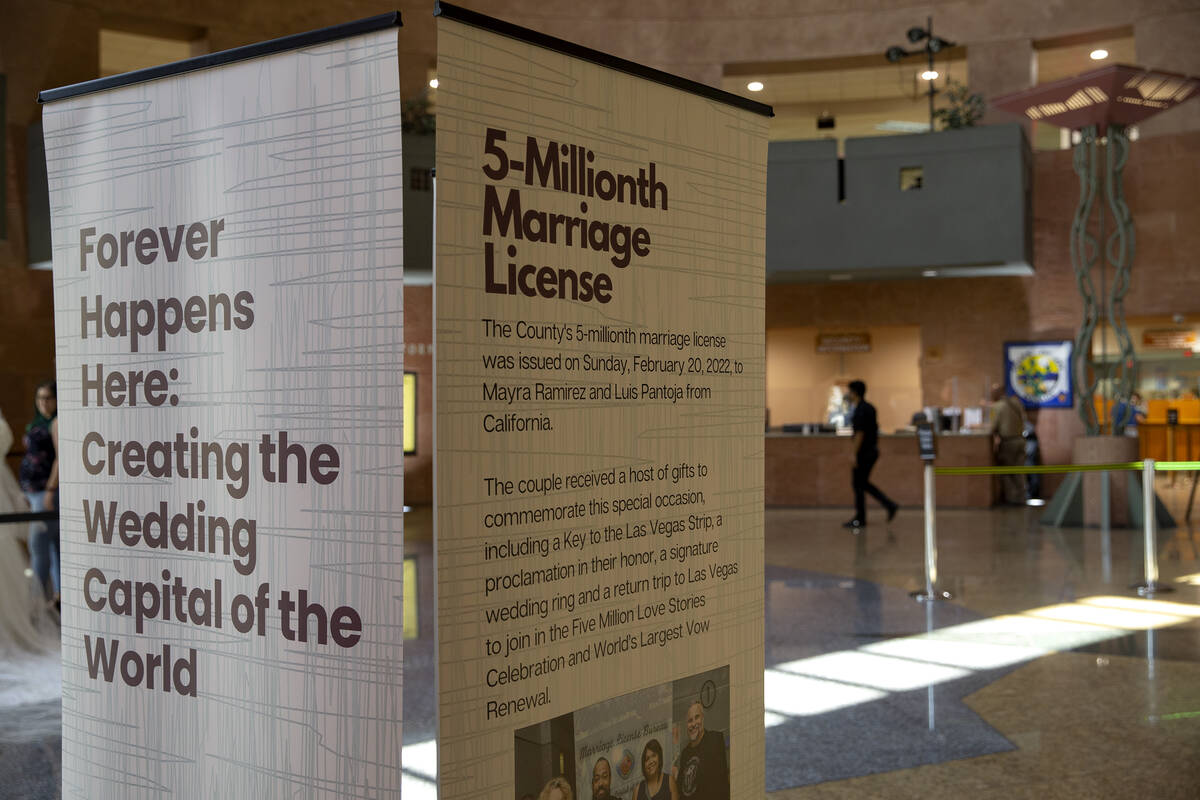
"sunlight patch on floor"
764,595,1199,726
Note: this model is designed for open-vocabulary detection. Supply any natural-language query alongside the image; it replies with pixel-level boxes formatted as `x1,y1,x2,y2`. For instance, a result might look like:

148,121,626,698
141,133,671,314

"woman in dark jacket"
20,381,59,603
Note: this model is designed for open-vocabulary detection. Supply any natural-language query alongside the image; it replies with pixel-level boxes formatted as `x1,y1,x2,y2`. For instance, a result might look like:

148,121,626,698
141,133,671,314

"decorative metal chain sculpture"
1070,123,1137,435
996,65,1197,439
1070,125,1101,434
1104,125,1136,434
994,65,1197,529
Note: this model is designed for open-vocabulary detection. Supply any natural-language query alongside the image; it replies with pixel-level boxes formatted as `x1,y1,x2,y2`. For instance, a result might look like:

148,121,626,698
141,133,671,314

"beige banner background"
436,16,768,799
43,28,405,798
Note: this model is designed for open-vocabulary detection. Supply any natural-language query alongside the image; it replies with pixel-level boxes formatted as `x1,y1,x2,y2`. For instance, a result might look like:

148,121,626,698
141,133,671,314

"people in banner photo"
514,709,578,799
591,756,620,800
989,383,1028,504
19,380,60,607
843,380,898,529
675,700,728,800
633,739,677,800
539,776,575,800
573,681,673,799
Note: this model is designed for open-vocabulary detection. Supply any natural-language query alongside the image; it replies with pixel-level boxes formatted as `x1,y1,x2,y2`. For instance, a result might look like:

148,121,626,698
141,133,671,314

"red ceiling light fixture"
992,64,1198,132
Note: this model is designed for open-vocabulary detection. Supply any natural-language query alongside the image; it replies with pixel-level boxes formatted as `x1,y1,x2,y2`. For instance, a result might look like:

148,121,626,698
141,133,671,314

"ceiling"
1034,31,1137,85
728,58,969,106
722,29,1138,147
722,53,968,144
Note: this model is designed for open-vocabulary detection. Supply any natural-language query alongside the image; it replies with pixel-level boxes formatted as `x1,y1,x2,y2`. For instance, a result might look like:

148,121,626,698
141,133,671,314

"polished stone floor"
761,496,1200,799
3,476,1200,798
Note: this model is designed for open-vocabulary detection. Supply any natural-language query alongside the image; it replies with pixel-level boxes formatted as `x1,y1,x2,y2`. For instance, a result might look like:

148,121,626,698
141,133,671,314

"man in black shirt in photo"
844,380,898,529
675,700,728,800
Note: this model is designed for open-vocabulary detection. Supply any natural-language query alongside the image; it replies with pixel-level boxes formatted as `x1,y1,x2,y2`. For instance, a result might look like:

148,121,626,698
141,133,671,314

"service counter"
1138,423,1200,463
765,431,995,508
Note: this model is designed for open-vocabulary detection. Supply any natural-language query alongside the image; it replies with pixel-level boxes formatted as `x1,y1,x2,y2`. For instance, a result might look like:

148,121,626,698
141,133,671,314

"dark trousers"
853,450,895,522
995,437,1026,504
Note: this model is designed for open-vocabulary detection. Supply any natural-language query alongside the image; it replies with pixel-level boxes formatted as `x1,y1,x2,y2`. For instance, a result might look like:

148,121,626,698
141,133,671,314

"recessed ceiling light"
921,70,939,81
922,269,938,277
747,81,764,92
1090,49,1108,61
429,78,439,89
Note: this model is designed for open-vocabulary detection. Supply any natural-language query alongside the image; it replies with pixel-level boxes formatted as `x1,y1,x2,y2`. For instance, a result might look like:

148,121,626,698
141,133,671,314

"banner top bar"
434,1,774,118
38,11,402,104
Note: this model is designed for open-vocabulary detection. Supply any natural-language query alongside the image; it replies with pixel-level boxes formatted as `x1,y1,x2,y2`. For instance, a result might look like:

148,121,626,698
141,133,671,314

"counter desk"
765,431,995,508
1137,422,1200,463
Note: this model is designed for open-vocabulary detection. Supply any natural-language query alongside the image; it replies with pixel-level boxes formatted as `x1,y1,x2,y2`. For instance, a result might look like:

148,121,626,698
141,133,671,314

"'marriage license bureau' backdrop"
435,5,771,798
41,17,406,799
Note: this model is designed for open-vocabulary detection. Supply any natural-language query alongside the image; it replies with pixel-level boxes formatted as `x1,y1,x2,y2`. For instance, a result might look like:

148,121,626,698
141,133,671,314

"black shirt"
19,422,55,493
677,730,728,800
851,400,879,456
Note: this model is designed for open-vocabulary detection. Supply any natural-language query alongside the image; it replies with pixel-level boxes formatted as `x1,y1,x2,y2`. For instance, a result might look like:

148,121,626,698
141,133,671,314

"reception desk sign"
40,15,407,798
1005,340,1074,408
433,3,772,798
816,332,872,353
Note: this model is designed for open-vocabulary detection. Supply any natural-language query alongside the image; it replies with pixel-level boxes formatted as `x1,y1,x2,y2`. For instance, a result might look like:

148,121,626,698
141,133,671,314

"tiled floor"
3,478,1200,798
761,477,1200,798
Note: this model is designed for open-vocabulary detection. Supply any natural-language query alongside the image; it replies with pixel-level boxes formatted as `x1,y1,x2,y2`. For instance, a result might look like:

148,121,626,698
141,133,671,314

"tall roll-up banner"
39,14,406,799
433,4,772,799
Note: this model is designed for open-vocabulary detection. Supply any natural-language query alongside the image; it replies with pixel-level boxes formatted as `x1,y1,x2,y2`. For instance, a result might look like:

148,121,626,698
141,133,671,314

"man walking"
844,380,898,529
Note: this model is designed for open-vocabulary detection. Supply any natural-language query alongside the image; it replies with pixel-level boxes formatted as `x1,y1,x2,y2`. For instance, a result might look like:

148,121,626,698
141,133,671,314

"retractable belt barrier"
0,510,58,524
915,458,1200,602
934,462,1200,476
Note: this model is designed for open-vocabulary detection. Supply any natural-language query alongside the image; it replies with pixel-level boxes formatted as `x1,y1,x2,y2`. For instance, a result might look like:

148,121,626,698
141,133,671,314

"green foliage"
933,79,984,130
402,93,436,134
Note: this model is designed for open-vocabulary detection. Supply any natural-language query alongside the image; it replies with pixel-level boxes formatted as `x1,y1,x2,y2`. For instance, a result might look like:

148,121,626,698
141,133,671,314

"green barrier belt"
934,461,1200,476
934,462,1141,476
1155,462,1200,471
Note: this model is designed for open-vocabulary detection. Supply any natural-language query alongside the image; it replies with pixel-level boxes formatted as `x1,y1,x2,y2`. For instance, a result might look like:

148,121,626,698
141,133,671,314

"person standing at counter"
1112,391,1146,436
843,380,898,529
20,381,59,605
989,383,1027,504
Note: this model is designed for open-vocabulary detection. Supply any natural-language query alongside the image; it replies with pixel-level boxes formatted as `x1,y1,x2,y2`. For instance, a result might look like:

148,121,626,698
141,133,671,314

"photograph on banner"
514,666,730,800
40,16,406,799
433,5,770,796
1005,340,1074,408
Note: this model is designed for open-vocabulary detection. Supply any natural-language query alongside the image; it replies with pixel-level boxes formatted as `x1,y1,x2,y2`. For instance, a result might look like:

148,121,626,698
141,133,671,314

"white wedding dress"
0,410,60,710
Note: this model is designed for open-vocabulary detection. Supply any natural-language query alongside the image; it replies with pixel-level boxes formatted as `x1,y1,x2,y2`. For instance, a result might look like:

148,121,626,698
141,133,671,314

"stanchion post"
925,599,936,731
924,462,937,596
1135,458,1173,596
912,462,952,602
912,422,950,602
1144,458,1157,586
